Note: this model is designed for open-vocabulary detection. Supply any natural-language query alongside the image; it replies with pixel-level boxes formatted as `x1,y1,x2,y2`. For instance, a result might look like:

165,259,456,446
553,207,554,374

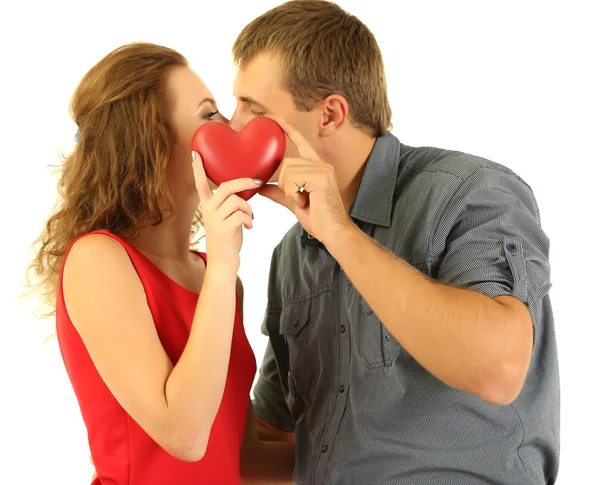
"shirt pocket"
359,298,417,369
279,300,313,394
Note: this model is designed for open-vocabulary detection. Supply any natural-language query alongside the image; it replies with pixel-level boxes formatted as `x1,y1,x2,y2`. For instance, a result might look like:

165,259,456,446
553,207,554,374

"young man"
230,1,559,484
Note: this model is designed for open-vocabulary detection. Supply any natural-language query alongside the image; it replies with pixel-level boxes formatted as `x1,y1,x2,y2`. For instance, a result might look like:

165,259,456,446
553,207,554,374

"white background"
1,0,598,483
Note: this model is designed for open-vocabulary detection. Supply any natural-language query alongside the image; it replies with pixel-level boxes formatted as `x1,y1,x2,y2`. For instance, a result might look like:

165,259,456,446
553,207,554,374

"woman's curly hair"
27,42,202,316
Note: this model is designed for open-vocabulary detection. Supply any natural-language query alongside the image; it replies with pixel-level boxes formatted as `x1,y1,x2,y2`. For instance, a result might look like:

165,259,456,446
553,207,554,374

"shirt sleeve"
434,166,551,303
251,245,295,432
252,339,295,432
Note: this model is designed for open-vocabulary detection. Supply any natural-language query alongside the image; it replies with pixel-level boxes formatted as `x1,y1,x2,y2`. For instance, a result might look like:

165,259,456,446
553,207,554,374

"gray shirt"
252,133,559,485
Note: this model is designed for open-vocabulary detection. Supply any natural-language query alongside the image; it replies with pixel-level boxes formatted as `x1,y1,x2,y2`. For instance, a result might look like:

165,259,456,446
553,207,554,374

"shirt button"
339,385,345,393
340,325,346,333
384,334,390,341
322,444,329,453
293,320,299,327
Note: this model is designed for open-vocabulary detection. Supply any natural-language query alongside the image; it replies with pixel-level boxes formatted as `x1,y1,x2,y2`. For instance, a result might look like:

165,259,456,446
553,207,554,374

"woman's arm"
65,176,258,462
64,234,235,461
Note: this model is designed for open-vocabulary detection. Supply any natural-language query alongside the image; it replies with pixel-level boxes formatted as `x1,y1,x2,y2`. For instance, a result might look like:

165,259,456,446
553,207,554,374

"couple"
29,1,559,484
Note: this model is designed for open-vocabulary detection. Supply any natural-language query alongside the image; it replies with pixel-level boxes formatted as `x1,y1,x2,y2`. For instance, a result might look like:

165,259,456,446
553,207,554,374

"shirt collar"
349,133,401,228
300,133,402,246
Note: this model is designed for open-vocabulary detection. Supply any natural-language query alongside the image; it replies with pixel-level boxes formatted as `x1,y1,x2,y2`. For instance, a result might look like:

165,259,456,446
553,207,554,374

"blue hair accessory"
75,129,81,143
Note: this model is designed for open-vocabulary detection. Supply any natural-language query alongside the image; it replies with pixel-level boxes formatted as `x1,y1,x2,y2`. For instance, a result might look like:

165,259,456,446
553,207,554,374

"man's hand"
255,415,295,443
241,403,295,484
259,118,352,246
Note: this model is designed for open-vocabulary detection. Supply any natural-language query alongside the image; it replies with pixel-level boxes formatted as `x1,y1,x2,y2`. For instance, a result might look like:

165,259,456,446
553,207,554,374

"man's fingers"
275,117,321,161
278,163,333,205
277,158,308,205
259,185,292,210
284,181,309,208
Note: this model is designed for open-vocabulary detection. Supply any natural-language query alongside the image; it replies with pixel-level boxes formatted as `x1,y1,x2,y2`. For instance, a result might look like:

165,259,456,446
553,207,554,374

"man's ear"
319,94,349,136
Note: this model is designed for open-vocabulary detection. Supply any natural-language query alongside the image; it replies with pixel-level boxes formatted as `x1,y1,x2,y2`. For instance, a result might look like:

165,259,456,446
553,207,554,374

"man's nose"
229,112,249,131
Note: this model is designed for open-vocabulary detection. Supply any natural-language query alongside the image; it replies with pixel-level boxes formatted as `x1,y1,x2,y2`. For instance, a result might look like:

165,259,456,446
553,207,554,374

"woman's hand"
192,151,261,273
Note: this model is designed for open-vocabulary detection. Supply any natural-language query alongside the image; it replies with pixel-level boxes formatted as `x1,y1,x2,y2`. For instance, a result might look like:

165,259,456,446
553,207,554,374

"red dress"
56,230,256,484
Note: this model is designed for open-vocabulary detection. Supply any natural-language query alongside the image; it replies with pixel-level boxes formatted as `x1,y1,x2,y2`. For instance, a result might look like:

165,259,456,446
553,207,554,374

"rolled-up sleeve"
435,167,551,303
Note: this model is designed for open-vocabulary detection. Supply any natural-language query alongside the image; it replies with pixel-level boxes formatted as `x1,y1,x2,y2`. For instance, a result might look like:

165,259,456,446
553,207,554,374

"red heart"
191,117,286,201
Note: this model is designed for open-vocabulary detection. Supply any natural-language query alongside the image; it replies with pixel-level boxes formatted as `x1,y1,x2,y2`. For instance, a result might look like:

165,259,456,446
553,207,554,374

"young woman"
28,42,293,484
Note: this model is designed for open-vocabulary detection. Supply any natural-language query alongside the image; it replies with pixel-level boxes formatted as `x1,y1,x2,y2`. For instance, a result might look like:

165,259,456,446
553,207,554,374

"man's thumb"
259,185,292,211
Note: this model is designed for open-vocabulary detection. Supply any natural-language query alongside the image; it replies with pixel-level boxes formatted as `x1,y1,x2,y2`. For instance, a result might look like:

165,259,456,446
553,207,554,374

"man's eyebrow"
197,97,216,108
238,96,267,109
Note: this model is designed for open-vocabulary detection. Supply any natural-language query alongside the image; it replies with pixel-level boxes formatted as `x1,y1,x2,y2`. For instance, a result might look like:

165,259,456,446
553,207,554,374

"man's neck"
322,128,377,212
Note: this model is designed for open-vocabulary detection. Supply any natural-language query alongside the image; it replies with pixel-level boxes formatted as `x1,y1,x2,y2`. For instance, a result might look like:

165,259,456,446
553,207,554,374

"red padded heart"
191,117,286,201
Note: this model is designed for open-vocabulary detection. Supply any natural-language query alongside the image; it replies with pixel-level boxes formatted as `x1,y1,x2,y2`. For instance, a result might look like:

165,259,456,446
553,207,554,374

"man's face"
231,53,322,181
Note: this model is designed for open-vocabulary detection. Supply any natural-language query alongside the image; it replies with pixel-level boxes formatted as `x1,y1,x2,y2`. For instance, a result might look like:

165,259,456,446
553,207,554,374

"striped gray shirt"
252,133,559,484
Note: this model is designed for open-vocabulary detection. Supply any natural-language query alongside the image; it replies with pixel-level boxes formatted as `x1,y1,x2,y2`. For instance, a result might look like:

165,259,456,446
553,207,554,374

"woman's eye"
204,111,219,120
